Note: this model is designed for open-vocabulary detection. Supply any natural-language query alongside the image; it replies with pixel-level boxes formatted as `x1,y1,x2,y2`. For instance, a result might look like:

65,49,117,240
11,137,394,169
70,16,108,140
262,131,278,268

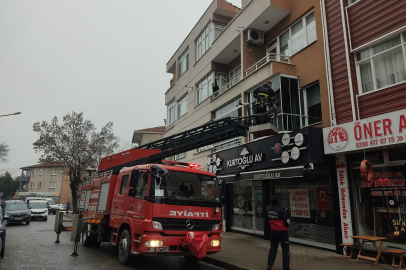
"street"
0,215,225,270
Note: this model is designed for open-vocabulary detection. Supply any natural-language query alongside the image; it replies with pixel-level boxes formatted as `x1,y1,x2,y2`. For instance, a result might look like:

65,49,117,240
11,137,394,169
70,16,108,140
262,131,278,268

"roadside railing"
245,53,290,77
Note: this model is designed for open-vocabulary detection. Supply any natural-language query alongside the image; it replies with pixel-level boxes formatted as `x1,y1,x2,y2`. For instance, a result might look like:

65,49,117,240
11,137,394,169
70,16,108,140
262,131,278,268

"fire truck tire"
184,256,200,264
118,229,132,265
82,232,98,247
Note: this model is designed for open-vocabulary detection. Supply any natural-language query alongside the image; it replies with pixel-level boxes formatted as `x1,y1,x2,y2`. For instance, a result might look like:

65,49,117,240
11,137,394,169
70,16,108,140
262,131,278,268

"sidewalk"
203,232,394,270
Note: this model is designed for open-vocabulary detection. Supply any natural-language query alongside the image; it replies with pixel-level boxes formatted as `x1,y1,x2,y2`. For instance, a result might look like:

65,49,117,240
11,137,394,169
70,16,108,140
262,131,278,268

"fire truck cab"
79,153,222,265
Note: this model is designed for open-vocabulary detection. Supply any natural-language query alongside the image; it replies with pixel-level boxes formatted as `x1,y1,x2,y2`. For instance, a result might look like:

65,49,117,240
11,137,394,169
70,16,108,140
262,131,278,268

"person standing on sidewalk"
66,201,70,214
263,195,291,270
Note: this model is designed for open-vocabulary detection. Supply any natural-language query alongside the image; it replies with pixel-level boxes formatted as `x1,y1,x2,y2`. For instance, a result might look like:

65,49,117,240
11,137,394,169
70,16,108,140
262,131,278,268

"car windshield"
29,201,48,209
47,200,55,205
5,203,27,211
151,170,220,206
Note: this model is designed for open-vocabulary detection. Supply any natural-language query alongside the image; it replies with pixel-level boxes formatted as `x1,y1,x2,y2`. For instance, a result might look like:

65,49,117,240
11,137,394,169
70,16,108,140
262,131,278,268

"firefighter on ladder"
253,81,275,125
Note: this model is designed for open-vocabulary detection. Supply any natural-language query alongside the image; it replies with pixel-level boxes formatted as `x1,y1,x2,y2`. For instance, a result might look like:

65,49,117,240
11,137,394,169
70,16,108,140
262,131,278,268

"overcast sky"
0,0,241,177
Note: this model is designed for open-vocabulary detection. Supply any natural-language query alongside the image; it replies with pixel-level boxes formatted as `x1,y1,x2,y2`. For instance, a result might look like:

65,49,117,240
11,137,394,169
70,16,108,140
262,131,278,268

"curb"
202,256,250,270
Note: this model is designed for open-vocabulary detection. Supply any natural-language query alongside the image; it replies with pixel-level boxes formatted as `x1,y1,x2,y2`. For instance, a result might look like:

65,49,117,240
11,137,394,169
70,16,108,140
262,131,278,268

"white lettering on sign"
290,189,310,218
90,193,99,199
226,154,263,169
253,172,281,180
335,155,353,243
169,210,208,218
88,205,97,211
323,110,406,154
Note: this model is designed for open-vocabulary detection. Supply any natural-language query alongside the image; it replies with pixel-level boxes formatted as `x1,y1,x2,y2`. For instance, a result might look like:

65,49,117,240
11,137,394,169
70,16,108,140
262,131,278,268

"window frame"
49,182,56,188
37,182,41,188
355,32,406,95
177,95,188,119
266,9,316,58
39,169,43,176
166,99,177,128
177,48,189,78
301,82,322,126
30,182,35,188
196,72,212,105
120,175,129,195
195,21,212,62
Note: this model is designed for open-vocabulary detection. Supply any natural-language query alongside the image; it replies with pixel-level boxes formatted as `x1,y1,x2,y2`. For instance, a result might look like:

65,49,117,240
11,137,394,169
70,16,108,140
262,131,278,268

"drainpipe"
340,0,357,122
320,0,337,126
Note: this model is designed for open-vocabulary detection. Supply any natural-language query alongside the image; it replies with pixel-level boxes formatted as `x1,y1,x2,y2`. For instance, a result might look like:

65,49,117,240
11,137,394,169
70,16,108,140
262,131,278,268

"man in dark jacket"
253,81,275,124
263,195,291,270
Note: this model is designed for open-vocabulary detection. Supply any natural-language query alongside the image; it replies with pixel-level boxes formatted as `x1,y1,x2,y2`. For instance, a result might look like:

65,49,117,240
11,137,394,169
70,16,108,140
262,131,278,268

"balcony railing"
212,74,242,100
245,53,290,77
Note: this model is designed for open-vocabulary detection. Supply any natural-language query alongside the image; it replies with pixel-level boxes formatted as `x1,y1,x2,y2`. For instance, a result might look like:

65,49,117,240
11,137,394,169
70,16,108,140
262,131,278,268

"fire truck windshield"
150,171,220,206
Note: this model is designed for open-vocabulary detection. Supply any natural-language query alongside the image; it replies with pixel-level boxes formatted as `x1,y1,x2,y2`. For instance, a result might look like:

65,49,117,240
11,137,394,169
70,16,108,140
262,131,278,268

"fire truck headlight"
152,221,163,230
145,240,163,247
211,240,220,247
214,207,220,213
212,223,220,231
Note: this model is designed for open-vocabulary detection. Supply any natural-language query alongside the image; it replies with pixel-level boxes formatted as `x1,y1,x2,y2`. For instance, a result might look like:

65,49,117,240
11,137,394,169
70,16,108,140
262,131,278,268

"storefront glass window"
231,181,253,231
350,147,406,246
274,166,335,246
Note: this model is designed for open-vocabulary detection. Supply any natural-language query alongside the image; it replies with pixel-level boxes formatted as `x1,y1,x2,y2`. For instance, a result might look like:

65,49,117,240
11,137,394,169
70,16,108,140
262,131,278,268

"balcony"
17,176,30,182
245,53,290,77
212,74,242,100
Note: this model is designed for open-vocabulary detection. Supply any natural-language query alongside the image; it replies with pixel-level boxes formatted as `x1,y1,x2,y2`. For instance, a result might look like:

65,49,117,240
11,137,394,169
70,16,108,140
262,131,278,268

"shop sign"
290,189,310,218
225,147,263,170
240,168,303,180
336,155,354,243
291,147,300,160
282,133,291,146
323,109,406,154
361,172,405,197
281,151,289,164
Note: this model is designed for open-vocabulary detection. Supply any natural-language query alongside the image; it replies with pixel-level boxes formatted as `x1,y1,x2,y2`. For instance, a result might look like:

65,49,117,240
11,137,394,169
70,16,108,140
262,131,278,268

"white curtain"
373,47,406,89
306,12,317,44
359,61,374,92
291,21,304,55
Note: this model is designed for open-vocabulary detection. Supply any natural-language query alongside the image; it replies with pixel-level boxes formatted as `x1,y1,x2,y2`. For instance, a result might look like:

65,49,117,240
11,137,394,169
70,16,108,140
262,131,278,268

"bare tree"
0,142,9,163
33,112,118,213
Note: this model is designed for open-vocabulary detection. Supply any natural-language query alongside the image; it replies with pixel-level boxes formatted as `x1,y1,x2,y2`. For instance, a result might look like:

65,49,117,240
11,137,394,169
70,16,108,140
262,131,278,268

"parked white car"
28,200,48,221
55,204,67,211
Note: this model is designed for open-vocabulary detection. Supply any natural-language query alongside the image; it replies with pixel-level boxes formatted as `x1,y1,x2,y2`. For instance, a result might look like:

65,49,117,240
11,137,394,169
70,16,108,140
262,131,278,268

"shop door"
230,180,264,235
253,181,264,235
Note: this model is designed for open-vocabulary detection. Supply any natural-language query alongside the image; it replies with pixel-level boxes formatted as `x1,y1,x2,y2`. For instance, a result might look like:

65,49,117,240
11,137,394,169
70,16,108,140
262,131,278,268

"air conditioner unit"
246,29,264,45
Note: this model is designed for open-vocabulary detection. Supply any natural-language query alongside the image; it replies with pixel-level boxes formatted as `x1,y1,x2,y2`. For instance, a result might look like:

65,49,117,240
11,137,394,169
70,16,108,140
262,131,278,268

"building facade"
321,0,406,252
16,163,71,204
164,0,341,251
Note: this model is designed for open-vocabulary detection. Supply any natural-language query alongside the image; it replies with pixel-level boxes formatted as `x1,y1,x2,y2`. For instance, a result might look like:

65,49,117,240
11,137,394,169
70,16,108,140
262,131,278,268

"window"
166,100,177,127
39,169,43,176
303,83,322,125
271,10,316,57
120,175,129,195
349,0,360,4
174,152,186,160
195,22,212,62
177,95,188,118
214,22,226,39
50,168,58,176
229,66,241,86
31,169,35,176
196,73,212,104
49,182,56,188
214,99,241,119
356,34,406,93
37,182,41,188
136,173,148,198
177,48,189,77
30,182,34,188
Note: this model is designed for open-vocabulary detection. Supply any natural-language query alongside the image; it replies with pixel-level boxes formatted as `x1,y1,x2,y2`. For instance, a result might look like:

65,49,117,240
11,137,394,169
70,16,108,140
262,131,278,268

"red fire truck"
78,148,223,265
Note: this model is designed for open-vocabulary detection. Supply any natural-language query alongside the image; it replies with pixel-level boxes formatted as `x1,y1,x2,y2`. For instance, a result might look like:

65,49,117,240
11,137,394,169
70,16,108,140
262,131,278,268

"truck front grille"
153,218,217,231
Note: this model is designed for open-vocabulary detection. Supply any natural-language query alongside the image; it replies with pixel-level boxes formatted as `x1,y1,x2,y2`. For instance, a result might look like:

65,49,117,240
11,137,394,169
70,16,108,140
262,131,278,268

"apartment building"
165,0,341,251
321,0,406,252
16,163,71,204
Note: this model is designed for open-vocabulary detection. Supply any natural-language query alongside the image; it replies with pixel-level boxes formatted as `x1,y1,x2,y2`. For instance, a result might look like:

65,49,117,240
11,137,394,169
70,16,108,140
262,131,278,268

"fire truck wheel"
118,229,132,265
184,256,200,264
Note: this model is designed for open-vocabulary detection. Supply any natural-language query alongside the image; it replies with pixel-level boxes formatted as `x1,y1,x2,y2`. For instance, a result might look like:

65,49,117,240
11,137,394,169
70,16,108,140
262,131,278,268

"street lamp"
0,112,21,117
